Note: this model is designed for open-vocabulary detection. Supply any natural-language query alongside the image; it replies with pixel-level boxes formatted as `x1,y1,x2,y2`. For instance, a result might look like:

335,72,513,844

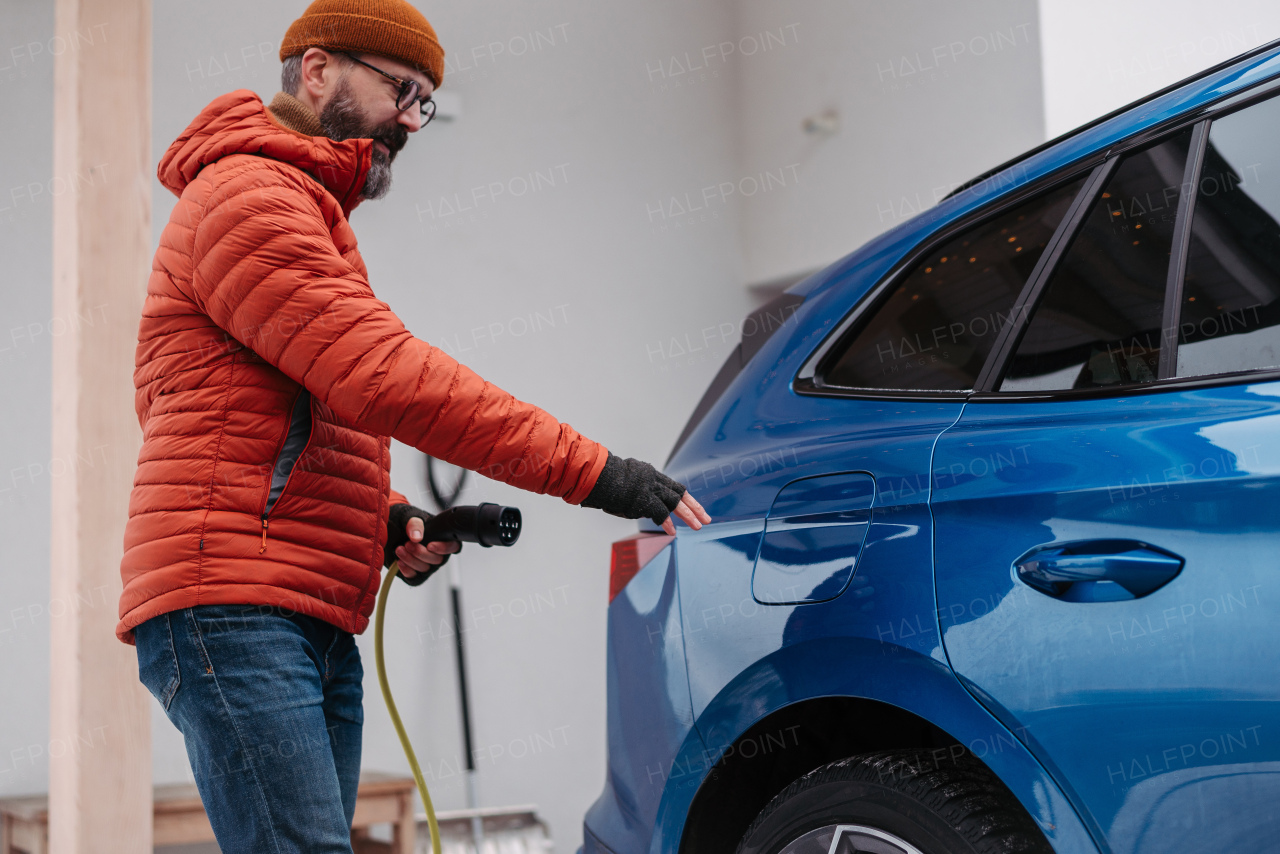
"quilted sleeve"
189,167,608,505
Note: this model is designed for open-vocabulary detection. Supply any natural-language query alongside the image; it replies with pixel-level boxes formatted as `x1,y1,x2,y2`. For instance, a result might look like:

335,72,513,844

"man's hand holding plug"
383,503,460,585
397,515,461,582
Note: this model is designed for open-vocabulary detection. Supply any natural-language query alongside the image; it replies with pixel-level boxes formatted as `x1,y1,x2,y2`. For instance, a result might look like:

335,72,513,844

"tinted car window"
1001,128,1194,391
1177,95,1280,377
820,177,1085,390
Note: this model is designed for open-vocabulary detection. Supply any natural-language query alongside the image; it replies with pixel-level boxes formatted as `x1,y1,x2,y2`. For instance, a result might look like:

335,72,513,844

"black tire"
733,749,1054,854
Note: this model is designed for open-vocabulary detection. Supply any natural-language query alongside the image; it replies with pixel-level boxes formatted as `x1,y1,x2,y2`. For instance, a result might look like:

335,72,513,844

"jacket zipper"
259,390,315,553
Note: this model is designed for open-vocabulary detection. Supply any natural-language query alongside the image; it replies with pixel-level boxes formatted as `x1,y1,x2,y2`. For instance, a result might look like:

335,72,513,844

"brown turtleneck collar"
266,91,325,137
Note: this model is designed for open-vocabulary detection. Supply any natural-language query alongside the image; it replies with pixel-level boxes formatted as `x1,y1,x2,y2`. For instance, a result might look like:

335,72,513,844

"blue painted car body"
584,41,1280,854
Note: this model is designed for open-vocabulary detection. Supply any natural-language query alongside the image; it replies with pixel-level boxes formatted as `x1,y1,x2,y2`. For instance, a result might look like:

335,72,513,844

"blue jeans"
134,603,364,853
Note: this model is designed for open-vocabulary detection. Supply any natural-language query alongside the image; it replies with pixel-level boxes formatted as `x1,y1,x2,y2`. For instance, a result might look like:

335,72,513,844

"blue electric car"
583,39,1280,854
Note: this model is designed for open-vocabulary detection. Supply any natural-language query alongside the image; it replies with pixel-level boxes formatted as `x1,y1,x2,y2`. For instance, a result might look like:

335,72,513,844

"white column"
50,0,152,850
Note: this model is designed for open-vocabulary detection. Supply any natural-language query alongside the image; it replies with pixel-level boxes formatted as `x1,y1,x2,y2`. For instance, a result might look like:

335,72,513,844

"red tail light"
609,533,675,603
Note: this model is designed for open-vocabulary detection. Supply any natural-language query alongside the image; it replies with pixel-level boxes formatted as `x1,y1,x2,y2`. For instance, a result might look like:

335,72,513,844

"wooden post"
50,0,152,851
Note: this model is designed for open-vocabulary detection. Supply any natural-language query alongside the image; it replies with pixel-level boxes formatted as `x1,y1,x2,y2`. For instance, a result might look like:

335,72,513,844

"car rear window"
819,176,1085,391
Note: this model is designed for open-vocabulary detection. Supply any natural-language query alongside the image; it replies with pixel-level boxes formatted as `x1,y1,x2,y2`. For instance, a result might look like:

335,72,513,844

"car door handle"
1013,539,1184,602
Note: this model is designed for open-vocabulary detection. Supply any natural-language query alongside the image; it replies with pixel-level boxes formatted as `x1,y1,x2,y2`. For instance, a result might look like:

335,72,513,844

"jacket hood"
158,89,372,217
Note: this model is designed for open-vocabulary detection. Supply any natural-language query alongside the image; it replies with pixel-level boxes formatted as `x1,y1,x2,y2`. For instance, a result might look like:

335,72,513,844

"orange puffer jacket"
116,89,608,645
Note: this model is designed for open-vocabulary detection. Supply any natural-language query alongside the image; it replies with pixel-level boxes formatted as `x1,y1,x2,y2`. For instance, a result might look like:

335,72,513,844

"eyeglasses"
342,53,437,123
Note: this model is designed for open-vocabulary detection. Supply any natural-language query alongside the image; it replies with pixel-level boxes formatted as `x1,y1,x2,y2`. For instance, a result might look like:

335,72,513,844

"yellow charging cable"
374,562,442,854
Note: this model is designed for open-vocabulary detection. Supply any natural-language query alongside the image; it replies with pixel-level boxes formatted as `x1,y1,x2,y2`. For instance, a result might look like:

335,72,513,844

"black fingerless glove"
580,452,687,527
385,503,458,587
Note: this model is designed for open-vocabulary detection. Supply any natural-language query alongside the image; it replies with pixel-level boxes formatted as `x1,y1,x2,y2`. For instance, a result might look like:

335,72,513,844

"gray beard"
318,76,396,200
362,152,393,200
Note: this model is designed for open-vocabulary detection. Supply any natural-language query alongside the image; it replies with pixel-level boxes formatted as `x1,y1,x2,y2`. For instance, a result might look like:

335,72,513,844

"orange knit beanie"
280,0,445,89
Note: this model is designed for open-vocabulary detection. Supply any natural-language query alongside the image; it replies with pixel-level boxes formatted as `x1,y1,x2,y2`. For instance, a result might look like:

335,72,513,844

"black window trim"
1157,120,1210,379
967,366,1280,402
796,68,1280,404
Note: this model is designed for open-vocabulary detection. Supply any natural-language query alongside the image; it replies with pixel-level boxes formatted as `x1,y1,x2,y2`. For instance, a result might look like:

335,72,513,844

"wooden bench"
0,770,416,853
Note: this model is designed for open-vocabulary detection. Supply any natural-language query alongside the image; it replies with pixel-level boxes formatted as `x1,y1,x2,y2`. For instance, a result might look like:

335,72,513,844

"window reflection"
822,178,1084,391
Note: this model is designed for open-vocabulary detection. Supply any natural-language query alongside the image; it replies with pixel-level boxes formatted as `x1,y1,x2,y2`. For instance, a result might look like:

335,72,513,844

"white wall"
0,0,57,801
1040,0,1280,138
734,0,1047,285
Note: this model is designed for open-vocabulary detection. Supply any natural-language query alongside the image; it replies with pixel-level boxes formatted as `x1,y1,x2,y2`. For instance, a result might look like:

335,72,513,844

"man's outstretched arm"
188,170,707,547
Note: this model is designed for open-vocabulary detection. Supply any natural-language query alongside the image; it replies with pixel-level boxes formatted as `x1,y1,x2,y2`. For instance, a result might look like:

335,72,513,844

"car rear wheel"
733,749,1053,854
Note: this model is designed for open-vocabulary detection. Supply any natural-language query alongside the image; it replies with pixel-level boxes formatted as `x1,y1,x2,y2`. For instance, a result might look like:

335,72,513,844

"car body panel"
670,396,962,720
931,380,1280,850
585,544,701,854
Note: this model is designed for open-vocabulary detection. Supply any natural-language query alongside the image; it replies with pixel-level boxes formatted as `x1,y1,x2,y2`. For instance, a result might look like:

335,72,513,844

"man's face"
315,51,435,200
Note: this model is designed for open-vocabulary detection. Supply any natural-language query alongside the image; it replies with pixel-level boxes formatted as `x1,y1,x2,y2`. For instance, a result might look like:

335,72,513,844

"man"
119,1,710,850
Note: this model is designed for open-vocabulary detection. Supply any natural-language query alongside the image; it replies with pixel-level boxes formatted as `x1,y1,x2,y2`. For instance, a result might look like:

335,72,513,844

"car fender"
650,637,1102,854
